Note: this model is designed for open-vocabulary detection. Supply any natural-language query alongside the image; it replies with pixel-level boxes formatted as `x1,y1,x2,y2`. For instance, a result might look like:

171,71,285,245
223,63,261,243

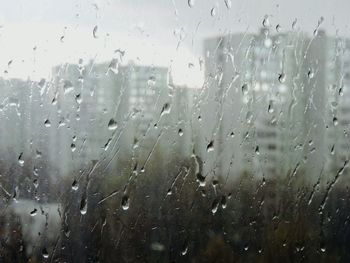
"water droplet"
262,15,270,27
71,143,76,152
75,93,82,104
178,128,184,136
207,140,214,152
242,83,248,95
44,119,51,127
188,0,195,8
72,180,78,191
224,0,232,9
121,195,129,210
246,111,253,124
18,153,24,166
210,7,217,17
278,73,286,83
196,173,206,187
108,119,118,130
211,199,220,214
339,87,344,96
333,117,338,126
63,80,74,94
80,197,87,215
276,24,282,32
181,241,188,255
93,25,98,38
307,68,314,79
292,18,297,30
221,196,227,209
255,146,260,155
147,76,156,87
33,179,39,188
161,103,171,115
42,248,49,259
30,208,37,217
268,101,274,113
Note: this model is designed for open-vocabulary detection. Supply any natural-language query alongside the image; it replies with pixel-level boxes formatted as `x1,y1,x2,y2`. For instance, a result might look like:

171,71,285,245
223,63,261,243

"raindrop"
93,25,98,38
268,101,274,113
207,140,214,152
188,0,195,8
178,128,184,136
224,0,232,9
196,173,206,187
333,117,338,126
121,195,129,210
255,146,260,155
42,248,49,259
221,195,227,209
147,76,156,87
18,153,24,166
246,111,253,124
107,58,119,74
63,80,74,94
242,83,248,95
71,143,76,152
181,241,188,255
108,119,118,130
276,24,282,32
161,103,171,115
210,7,217,17
75,93,82,104
339,87,344,96
262,15,270,27
30,208,37,217
72,180,78,191
44,119,51,127
307,68,314,79
292,18,298,30
331,144,335,155
211,199,220,214
33,179,39,188
80,197,87,215
278,73,286,83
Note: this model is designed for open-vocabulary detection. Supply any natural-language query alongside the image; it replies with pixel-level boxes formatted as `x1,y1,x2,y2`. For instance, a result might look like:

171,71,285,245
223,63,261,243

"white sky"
0,0,350,86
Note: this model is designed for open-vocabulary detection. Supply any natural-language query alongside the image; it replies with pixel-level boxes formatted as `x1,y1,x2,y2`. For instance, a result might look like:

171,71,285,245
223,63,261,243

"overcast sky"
0,0,349,82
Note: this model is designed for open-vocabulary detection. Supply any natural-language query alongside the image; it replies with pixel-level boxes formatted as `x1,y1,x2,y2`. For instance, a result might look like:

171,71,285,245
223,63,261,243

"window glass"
0,0,350,262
